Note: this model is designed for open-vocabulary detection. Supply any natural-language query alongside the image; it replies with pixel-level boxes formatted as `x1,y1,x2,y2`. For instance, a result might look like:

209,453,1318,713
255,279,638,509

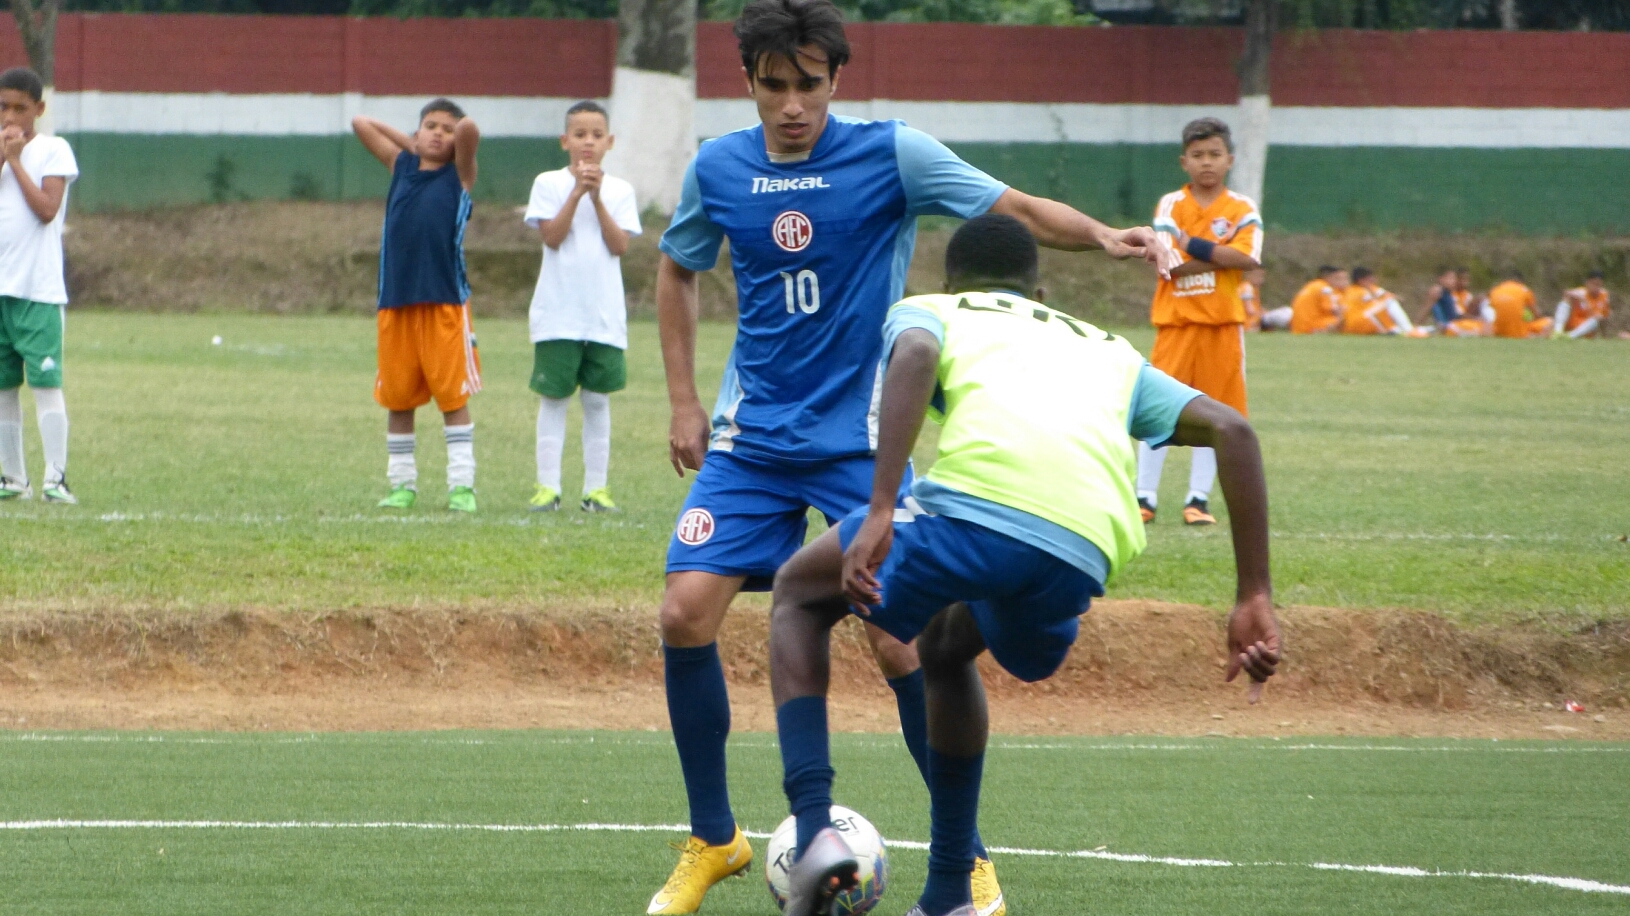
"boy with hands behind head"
353,99,482,512
525,101,641,513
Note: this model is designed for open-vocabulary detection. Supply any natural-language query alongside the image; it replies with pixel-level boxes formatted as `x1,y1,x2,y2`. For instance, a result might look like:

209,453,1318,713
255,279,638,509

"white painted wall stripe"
47,93,1630,149
2,819,1625,895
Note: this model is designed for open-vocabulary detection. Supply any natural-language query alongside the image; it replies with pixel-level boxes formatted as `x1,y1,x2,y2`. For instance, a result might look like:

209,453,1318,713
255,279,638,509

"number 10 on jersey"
780,270,820,315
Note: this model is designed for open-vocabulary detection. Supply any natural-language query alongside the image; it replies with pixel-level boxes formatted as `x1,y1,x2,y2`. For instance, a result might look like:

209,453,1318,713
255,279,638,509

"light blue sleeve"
1127,364,1203,447
658,158,725,272
895,126,1008,219
880,304,945,368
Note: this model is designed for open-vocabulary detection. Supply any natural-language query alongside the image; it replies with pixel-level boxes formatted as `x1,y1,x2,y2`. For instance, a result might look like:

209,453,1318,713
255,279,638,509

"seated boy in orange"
1553,271,1612,339
1341,267,1415,335
1487,271,1552,339
1289,266,1347,334
1139,117,1261,527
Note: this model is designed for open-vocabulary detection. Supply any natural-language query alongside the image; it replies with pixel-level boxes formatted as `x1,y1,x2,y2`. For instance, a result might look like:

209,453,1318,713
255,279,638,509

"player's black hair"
1507,269,1525,281
945,214,1039,289
0,67,44,103
1351,266,1373,283
565,100,608,129
1587,269,1604,280
1455,266,1471,274
735,0,851,83
420,97,466,123
1181,117,1233,153
1317,265,1340,276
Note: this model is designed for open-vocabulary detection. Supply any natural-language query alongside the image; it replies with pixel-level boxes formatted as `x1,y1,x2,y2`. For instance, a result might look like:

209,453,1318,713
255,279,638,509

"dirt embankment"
64,202,1630,331
1,603,1626,739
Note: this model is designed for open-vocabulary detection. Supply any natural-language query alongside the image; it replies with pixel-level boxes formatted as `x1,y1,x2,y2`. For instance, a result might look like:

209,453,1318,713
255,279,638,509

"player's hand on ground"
668,401,711,476
841,509,894,613
1225,593,1282,704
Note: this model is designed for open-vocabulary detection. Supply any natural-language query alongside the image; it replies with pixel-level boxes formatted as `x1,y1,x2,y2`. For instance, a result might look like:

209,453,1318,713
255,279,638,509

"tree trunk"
602,0,697,215
1231,0,1274,208
7,0,57,134
1499,0,1518,30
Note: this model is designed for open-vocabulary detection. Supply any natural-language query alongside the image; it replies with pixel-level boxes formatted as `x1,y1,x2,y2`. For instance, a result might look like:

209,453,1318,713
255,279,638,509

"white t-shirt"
0,135,78,304
524,168,642,348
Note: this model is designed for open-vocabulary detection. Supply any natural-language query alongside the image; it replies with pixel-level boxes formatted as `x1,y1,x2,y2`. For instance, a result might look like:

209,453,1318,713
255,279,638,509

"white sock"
0,388,24,484
1570,317,1599,338
34,387,67,486
1187,446,1217,504
581,390,611,494
445,423,475,490
1136,440,1167,506
536,397,569,491
387,432,416,489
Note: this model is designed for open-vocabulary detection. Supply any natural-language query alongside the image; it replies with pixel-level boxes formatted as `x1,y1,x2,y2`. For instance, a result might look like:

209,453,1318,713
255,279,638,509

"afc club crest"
677,508,716,545
1210,217,1233,239
773,211,814,252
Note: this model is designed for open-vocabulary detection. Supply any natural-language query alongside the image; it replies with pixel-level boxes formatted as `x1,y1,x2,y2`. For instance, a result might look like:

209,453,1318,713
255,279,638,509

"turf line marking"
4,820,1625,896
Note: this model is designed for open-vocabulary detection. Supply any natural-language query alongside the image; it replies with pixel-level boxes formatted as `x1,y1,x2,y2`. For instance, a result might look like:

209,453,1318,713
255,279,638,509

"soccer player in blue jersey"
647,2,1170,912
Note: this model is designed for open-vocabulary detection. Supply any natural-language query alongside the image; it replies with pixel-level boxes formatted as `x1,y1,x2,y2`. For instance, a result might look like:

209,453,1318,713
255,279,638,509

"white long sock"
1570,317,1599,338
445,423,475,490
387,432,416,488
34,387,67,485
1136,440,1167,505
535,397,569,491
581,390,611,494
0,388,24,484
1187,446,1217,504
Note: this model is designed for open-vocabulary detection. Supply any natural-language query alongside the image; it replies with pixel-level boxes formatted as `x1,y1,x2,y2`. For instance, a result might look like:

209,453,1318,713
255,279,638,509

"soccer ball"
765,805,889,915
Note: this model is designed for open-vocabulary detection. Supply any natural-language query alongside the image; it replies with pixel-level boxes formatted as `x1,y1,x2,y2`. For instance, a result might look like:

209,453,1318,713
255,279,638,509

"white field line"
1,819,1625,896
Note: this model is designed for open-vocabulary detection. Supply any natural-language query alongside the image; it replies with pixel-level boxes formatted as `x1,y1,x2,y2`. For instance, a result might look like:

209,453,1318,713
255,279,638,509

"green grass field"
1,729,1626,914
0,312,1625,620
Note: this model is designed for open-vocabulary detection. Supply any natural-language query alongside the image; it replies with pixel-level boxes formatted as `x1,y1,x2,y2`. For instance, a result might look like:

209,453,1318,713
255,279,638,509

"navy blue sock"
919,748,984,916
889,671,989,860
664,643,736,846
776,695,834,856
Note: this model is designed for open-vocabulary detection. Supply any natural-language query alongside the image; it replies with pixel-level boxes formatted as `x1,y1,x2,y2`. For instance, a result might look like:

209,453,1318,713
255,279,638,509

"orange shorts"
375,303,482,413
1151,322,1248,416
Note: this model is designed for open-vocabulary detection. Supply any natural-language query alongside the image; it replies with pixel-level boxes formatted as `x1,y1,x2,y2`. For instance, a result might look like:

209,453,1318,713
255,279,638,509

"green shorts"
530,339,627,399
0,296,65,389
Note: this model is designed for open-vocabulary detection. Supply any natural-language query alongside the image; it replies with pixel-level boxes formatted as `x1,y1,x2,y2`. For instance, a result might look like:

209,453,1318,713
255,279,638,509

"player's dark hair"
1351,267,1373,283
1455,266,1471,274
1317,265,1339,276
736,0,850,83
420,97,466,123
1587,269,1604,280
1507,269,1525,281
945,214,1039,289
566,100,608,129
1181,117,1233,153
0,67,44,102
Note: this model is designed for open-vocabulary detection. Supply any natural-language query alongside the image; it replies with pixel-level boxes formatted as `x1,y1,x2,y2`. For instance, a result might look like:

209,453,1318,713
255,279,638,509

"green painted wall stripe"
59,133,1629,234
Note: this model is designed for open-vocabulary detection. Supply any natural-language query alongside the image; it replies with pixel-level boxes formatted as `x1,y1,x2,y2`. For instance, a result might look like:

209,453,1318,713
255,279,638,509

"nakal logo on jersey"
773,211,814,252
752,176,830,193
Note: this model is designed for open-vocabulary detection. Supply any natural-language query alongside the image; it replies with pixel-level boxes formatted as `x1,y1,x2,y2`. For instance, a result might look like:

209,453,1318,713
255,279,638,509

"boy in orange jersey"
1553,271,1612,338
1341,267,1417,335
1139,118,1262,526
1289,266,1346,334
1487,271,1552,339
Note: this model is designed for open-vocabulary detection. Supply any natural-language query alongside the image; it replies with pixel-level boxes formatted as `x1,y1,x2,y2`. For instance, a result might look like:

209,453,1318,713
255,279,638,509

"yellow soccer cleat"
647,827,754,914
972,855,1006,916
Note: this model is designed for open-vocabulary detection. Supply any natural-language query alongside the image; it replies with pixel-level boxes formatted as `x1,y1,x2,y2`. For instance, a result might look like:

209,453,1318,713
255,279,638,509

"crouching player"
768,215,1282,916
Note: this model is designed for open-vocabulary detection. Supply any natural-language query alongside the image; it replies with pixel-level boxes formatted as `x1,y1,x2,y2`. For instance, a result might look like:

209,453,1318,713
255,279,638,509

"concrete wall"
3,15,1626,231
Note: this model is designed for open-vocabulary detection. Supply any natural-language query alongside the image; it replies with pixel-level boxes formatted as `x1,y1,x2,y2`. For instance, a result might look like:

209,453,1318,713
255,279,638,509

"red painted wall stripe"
1,14,1626,108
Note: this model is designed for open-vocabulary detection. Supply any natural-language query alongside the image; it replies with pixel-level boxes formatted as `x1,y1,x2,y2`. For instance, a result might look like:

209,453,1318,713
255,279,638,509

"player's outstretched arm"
454,117,480,192
989,189,1175,276
657,254,709,477
351,116,412,169
843,329,940,609
1169,396,1280,702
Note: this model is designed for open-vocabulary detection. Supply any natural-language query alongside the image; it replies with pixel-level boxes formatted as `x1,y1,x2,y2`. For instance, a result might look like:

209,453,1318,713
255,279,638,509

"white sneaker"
784,827,859,916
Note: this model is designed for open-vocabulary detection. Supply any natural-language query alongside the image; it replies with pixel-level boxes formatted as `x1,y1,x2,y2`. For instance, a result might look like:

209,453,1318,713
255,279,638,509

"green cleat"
528,484,561,512
41,479,76,504
0,477,30,500
448,486,477,513
377,485,417,509
581,487,618,513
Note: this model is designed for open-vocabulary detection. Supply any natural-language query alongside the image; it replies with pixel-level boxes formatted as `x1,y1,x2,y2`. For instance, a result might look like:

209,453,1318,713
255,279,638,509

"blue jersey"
379,151,471,310
660,117,1006,466
1430,286,1459,325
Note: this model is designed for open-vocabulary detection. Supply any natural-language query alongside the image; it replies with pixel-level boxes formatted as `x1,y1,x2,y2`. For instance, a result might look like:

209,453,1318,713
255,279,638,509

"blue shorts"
837,507,1102,683
666,451,912,592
